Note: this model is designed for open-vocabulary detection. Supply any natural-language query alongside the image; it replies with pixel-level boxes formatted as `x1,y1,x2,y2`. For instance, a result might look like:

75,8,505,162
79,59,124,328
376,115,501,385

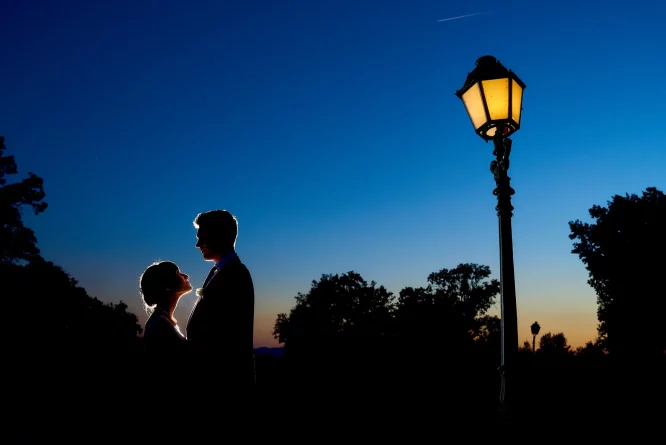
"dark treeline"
2,136,665,433
1,137,143,431
258,186,666,429
259,269,650,429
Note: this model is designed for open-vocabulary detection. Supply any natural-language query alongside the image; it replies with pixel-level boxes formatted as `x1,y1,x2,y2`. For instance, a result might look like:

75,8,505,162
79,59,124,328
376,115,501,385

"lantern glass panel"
461,82,487,130
512,79,523,124
481,78,509,121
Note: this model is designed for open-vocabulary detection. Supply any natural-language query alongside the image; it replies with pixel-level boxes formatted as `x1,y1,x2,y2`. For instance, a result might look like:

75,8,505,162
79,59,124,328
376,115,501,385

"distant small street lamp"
455,55,526,421
531,321,541,353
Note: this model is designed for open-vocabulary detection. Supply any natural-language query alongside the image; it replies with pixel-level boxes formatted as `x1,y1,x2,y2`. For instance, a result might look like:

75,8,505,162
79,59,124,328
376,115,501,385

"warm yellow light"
512,79,523,124
461,82,487,130
481,78,509,120
456,56,526,140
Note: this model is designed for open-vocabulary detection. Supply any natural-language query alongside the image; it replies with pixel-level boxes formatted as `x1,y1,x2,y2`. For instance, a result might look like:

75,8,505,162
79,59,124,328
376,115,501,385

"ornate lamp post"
455,55,526,420
531,321,541,353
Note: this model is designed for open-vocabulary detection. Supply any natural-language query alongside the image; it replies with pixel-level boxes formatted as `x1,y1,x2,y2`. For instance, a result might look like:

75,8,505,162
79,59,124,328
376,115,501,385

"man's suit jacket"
186,256,255,388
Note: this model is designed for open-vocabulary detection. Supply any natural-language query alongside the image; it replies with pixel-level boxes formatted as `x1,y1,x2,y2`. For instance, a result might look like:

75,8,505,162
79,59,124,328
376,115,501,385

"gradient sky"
2,0,665,349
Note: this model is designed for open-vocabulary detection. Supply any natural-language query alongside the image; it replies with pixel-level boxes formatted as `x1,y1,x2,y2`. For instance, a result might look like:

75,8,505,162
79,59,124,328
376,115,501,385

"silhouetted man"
186,209,255,393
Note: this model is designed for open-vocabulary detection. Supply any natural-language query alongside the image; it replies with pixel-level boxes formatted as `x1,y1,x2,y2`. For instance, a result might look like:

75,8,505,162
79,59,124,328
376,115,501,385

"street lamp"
455,55,526,420
531,321,541,353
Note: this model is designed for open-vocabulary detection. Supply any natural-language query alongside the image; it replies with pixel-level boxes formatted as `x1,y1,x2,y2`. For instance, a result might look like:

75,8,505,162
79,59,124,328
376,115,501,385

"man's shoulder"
206,259,252,292
225,257,252,278
220,259,254,295
238,260,252,277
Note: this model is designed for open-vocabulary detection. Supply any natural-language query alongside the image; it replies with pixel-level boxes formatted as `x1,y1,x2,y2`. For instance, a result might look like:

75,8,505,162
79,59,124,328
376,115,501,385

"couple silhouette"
138,209,255,406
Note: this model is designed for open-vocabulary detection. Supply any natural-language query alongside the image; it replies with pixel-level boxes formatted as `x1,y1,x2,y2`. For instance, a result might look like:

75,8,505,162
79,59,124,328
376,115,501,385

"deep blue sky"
2,0,664,347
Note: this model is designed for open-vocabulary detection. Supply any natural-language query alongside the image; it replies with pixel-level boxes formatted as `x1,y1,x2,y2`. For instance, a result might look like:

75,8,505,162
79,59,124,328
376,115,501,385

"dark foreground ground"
4,346,664,441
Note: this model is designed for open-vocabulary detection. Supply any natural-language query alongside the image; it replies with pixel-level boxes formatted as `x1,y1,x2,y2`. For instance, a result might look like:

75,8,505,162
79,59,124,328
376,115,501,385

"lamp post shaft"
491,129,519,421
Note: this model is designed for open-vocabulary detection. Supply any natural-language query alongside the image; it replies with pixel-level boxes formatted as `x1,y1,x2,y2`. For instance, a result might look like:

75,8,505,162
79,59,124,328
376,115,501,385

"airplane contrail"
437,12,487,22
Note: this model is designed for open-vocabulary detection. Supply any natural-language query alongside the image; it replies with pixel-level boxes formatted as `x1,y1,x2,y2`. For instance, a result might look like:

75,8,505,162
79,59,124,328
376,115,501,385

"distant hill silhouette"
254,346,284,358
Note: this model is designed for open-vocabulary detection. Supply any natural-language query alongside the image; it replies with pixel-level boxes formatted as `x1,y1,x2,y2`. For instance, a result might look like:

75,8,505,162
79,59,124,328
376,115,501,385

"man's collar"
214,252,238,270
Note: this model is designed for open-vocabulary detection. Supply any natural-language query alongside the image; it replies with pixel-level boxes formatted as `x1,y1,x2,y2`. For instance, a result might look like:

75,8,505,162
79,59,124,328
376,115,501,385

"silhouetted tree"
1,257,144,422
0,136,47,264
273,271,394,345
2,258,142,355
395,263,500,349
272,313,290,344
537,332,572,358
390,263,501,409
0,138,143,419
475,315,501,344
569,187,666,359
574,341,606,359
273,271,395,389
473,314,502,368
517,340,534,363
0,137,141,351
519,340,532,354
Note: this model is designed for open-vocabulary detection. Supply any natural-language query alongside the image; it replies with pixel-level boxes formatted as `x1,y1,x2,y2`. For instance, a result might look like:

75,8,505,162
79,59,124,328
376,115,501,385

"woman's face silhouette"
175,268,192,295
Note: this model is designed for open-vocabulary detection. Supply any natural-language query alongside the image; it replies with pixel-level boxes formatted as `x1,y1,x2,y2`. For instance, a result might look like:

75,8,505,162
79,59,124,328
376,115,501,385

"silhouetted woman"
139,261,192,355
139,260,192,415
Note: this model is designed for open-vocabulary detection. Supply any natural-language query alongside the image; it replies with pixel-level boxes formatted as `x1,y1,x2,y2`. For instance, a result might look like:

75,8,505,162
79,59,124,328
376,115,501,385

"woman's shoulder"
144,313,185,341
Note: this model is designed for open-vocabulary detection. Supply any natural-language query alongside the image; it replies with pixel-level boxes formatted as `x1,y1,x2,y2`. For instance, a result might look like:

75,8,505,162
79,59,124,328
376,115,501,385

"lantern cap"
456,55,526,99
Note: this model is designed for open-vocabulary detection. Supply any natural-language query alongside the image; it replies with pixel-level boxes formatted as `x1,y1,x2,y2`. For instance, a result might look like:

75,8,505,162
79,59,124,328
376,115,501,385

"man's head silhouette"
193,209,238,263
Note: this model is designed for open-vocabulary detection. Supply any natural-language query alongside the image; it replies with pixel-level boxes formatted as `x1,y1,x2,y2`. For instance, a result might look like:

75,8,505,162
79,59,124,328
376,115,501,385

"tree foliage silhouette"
272,271,395,389
273,271,394,346
272,263,501,394
2,258,142,355
268,263,631,423
1,137,143,419
0,136,48,264
475,315,501,347
574,341,606,360
569,187,666,358
0,136,141,361
395,263,500,349
538,332,572,357
274,264,499,350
